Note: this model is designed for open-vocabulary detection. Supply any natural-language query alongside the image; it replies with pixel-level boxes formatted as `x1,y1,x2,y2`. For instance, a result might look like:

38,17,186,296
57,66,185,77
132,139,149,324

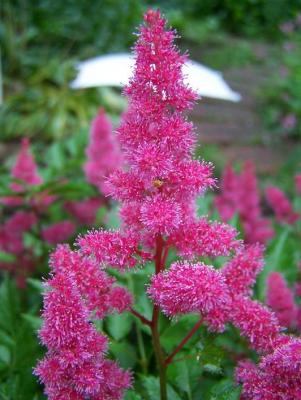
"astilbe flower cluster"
265,185,299,225
84,108,122,195
34,252,131,399
36,10,301,400
215,161,274,244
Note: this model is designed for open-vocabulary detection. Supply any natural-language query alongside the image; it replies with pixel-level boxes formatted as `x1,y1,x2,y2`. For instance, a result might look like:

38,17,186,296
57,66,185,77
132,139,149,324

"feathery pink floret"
77,229,141,269
65,198,103,225
84,108,122,194
148,262,230,322
140,194,182,236
266,272,297,329
50,245,132,318
216,161,274,244
230,297,282,353
295,174,301,194
236,339,301,399
169,218,241,258
265,185,299,224
42,221,76,245
35,272,131,400
222,244,264,296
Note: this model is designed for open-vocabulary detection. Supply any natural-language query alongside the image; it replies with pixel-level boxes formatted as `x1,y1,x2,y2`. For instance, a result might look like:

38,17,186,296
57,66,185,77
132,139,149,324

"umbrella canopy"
71,53,241,102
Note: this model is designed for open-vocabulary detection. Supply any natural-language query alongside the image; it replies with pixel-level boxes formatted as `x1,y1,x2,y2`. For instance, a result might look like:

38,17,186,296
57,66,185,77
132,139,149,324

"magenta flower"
236,339,301,399
265,185,299,224
42,221,76,245
34,271,131,399
84,108,122,194
266,272,297,329
215,161,274,244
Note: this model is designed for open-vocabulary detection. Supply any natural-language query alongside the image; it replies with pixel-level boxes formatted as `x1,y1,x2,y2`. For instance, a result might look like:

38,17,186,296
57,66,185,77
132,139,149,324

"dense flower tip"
50,245,132,318
236,339,301,399
215,161,274,244
222,244,264,296
77,229,141,270
35,272,131,400
84,108,122,194
266,271,297,329
265,185,299,224
148,261,230,319
11,138,43,192
42,220,76,245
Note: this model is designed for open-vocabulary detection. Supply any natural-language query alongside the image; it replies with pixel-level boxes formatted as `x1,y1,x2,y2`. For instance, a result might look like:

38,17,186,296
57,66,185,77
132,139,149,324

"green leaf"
21,314,42,331
110,341,137,369
210,378,241,400
124,390,142,400
27,278,44,293
106,313,133,341
142,376,182,400
0,251,16,264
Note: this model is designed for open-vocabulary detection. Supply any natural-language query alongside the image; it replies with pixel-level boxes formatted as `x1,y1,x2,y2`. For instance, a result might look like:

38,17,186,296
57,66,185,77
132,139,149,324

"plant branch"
130,307,152,327
165,318,203,366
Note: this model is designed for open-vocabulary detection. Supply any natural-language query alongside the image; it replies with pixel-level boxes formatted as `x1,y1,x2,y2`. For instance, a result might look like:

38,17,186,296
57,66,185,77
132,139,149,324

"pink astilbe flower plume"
35,10,300,399
148,261,230,319
236,339,301,399
50,245,132,318
215,161,274,244
64,198,103,226
35,263,131,399
265,185,299,224
266,271,297,329
10,137,43,191
84,108,122,194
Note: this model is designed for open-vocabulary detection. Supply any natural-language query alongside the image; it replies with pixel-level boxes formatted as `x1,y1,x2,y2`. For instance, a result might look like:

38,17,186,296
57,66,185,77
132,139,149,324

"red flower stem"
130,307,152,327
165,318,203,366
151,235,167,400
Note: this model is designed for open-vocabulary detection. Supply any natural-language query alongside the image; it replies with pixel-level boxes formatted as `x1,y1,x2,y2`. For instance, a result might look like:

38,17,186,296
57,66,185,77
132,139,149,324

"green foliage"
0,277,43,399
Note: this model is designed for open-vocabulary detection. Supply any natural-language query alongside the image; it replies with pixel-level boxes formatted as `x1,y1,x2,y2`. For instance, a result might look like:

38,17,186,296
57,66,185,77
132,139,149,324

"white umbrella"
71,53,241,102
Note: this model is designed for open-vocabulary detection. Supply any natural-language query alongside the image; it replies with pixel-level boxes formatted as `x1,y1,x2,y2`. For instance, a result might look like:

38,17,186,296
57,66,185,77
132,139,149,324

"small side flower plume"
42,221,76,245
64,197,103,225
34,272,131,399
236,339,301,399
77,229,145,270
295,173,301,194
265,185,299,224
84,108,122,194
2,138,43,206
148,261,231,330
169,218,241,259
230,297,283,353
215,161,274,244
10,138,43,191
266,271,297,329
50,245,132,318
222,244,264,296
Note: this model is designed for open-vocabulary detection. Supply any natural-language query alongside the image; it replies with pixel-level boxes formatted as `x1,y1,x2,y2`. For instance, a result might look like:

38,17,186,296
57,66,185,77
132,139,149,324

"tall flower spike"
84,108,122,194
266,271,297,329
265,185,299,224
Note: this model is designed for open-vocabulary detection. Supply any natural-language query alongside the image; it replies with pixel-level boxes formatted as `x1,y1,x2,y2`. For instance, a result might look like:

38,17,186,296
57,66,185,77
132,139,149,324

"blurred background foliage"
1,0,301,140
